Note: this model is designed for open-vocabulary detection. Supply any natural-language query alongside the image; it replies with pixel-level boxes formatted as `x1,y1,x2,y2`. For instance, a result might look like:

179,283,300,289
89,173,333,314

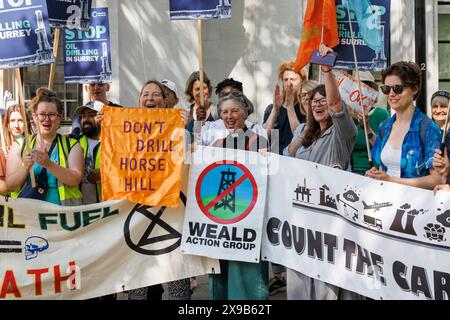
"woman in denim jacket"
366,61,442,189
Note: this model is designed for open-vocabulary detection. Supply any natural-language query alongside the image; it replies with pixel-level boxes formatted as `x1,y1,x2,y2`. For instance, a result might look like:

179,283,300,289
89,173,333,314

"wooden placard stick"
48,28,61,90
15,68,36,187
197,19,205,113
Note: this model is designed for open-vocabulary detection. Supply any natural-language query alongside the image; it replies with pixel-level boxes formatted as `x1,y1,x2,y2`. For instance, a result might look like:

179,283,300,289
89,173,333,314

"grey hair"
218,94,248,118
431,95,449,108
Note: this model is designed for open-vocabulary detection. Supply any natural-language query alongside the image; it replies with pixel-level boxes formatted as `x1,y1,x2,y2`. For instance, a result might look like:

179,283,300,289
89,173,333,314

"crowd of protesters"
1,43,449,301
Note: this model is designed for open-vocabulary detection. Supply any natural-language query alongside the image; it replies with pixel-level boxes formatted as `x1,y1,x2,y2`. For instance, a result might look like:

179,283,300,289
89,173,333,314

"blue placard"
46,0,92,29
334,0,390,71
63,7,112,84
169,0,231,20
0,0,54,69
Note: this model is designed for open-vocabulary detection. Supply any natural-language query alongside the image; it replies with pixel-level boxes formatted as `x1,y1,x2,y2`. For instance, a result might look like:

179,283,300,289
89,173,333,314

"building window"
438,2,450,91
22,35,82,123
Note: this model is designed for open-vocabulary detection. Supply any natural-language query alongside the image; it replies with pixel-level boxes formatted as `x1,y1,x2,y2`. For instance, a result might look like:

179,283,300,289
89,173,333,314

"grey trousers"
287,268,363,300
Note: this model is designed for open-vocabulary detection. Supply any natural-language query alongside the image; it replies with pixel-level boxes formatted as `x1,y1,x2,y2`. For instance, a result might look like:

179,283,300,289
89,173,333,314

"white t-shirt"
200,119,267,146
380,142,402,178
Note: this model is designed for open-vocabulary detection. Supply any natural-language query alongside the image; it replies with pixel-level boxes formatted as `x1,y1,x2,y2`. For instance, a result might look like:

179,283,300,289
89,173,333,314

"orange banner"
294,0,339,73
100,107,184,207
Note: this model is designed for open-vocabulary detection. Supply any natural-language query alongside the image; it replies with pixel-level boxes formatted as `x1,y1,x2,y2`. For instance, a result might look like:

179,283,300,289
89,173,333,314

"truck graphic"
363,214,382,230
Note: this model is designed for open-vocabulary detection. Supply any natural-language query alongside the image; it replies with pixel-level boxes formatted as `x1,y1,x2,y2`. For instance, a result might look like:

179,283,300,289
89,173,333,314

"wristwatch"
368,131,374,139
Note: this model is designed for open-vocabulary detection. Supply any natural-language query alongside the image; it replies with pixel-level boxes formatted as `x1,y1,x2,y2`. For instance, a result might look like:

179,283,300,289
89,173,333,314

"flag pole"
345,1,373,166
0,95,6,154
193,19,205,143
318,25,324,83
197,19,205,111
48,28,61,90
15,68,36,187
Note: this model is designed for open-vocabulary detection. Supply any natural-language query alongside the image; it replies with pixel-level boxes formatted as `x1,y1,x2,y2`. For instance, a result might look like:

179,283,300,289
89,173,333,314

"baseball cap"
75,101,104,115
161,79,178,99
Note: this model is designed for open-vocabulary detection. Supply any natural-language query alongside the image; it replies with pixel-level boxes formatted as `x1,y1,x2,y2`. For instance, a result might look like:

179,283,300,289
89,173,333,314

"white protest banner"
0,171,218,300
181,146,267,263
334,69,379,113
262,153,450,300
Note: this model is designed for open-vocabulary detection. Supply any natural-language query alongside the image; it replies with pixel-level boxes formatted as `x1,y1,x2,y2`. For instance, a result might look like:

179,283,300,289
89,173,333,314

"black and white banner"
262,154,450,300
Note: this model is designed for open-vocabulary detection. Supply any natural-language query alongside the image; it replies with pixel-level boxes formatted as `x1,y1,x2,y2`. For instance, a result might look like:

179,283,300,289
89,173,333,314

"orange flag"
295,0,339,73
100,106,185,207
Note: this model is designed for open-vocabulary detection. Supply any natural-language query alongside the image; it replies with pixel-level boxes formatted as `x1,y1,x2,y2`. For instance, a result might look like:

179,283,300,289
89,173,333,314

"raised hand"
273,83,283,112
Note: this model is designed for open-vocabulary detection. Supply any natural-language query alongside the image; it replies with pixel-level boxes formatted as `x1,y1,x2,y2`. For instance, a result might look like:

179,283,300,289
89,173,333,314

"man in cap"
160,79,190,129
71,82,121,138
74,102,103,205
161,79,179,108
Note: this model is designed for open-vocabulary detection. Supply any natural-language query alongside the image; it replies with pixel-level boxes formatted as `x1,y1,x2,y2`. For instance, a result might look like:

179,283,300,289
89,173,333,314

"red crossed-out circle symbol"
195,161,258,224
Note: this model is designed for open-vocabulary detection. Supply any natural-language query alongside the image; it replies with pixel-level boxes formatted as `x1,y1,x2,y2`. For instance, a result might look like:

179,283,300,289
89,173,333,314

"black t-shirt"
263,102,306,155
213,127,269,152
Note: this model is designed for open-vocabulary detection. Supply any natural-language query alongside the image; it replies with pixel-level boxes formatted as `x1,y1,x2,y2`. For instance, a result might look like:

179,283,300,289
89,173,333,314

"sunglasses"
380,85,406,95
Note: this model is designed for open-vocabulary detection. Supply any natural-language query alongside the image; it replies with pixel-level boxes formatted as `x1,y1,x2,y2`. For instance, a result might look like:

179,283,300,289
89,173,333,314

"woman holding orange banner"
127,80,192,301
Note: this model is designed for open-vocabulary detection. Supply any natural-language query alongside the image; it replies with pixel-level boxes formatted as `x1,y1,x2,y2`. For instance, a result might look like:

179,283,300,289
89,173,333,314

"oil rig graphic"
35,10,52,60
294,179,314,203
369,25,387,70
215,0,232,17
100,42,112,81
214,168,236,212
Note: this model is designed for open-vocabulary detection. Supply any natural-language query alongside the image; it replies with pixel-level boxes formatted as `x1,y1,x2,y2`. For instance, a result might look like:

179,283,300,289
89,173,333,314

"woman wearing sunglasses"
284,44,358,300
366,61,442,189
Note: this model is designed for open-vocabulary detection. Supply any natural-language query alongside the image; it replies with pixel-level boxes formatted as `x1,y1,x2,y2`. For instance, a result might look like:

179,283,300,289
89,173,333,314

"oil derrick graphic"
294,179,314,203
35,10,52,56
100,42,111,80
214,168,236,212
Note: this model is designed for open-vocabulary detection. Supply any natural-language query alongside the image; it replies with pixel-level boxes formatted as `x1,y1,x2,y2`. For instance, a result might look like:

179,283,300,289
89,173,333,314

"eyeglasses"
35,113,59,121
300,92,309,98
142,92,163,99
380,85,406,95
310,98,327,107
